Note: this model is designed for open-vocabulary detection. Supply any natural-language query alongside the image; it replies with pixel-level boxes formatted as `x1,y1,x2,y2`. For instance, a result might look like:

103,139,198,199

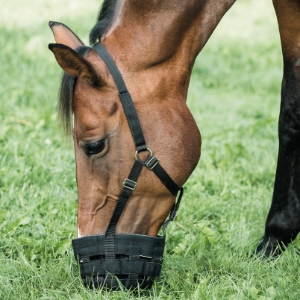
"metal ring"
134,148,152,162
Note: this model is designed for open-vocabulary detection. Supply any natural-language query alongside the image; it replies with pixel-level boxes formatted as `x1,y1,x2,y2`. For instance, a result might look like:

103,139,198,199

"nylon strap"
93,43,146,151
93,43,182,237
105,160,144,236
151,162,179,196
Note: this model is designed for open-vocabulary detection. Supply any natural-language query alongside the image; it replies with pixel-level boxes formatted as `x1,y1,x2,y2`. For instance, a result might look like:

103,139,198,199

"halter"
72,43,184,289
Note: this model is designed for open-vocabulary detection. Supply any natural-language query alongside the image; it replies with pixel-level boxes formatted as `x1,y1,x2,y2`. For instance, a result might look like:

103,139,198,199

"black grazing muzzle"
71,43,184,290
72,234,165,289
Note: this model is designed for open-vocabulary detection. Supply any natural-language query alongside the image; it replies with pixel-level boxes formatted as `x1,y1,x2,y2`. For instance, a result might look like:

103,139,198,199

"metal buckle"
123,178,137,191
145,156,159,170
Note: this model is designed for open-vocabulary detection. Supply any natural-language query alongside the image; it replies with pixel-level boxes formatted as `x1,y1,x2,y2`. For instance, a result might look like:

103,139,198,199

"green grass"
1,0,300,299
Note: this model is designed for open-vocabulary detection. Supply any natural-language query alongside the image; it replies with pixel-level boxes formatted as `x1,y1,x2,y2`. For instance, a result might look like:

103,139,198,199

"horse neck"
101,0,236,100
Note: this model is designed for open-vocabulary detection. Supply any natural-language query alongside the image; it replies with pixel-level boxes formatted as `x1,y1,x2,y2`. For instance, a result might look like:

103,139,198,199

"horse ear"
49,43,99,85
49,21,84,49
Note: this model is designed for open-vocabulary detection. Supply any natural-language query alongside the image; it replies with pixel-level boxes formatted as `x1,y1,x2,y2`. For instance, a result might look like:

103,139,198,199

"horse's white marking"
78,227,82,238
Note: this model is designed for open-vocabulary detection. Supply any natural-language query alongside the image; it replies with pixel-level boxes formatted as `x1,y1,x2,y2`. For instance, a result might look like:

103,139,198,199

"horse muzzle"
72,234,165,289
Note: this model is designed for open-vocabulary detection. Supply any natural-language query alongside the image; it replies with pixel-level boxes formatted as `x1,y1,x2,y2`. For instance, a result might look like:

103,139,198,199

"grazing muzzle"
72,43,184,289
72,234,165,289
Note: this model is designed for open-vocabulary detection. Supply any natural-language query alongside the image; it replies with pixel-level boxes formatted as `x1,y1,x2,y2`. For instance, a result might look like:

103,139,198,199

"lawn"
1,0,300,299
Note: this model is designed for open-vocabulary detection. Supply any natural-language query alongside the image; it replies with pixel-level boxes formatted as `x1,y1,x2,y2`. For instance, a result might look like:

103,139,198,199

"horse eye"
84,139,106,156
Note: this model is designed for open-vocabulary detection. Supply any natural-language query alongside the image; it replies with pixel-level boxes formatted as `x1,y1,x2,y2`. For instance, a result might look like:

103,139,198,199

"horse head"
49,21,200,237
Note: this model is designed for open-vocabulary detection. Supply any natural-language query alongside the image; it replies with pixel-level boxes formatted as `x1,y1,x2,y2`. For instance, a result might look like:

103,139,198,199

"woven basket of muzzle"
72,234,165,289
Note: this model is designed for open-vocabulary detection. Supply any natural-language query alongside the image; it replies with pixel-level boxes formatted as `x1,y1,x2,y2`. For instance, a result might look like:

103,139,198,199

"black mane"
59,0,118,134
89,0,118,45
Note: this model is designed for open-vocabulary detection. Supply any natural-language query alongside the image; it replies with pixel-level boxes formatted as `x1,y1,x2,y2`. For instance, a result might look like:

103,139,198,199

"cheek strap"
92,42,183,237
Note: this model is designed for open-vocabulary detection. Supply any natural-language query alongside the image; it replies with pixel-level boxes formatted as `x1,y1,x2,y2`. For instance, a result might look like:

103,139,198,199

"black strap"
93,43,146,151
162,187,184,233
152,163,179,196
93,43,182,237
105,160,144,236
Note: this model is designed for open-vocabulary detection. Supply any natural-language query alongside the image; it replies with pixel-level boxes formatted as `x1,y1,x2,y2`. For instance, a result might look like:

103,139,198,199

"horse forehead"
74,81,119,113
73,87,120,134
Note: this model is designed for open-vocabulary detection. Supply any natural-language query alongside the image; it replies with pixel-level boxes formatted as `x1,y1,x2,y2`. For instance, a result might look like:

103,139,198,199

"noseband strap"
93,43,183,236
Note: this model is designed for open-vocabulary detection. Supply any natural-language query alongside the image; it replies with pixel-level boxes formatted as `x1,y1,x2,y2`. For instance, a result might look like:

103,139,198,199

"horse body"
49,0,300,284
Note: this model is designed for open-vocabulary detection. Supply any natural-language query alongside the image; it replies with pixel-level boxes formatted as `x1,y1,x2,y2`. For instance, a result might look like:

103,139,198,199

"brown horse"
48,0,300,288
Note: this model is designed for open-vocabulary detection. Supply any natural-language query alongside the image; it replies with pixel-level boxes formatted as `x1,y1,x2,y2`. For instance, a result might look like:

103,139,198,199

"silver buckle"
123,178,137,190
145,156,159,170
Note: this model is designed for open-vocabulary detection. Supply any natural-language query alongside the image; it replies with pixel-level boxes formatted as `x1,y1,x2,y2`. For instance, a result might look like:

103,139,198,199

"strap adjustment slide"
145,156,159,170
123,178,137,191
